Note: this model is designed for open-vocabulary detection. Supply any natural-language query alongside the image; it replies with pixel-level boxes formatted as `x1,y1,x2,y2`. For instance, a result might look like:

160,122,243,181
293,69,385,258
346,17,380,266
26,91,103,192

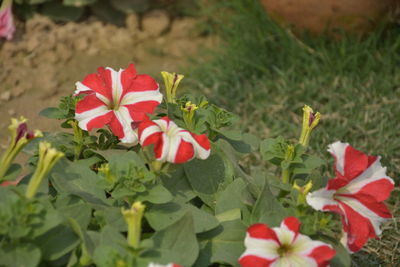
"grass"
189,0,400,265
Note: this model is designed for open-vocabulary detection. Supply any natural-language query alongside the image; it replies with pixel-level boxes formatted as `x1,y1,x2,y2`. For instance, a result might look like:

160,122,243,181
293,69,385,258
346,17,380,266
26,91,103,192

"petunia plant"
0,63,395,267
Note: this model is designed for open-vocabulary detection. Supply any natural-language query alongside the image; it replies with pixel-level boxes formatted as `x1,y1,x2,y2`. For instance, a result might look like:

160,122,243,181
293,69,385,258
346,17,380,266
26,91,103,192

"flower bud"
299,105,321,147
25,142,64,199
161,71,184,103
181,101,198,131
293,180,313,204
121,202,145,248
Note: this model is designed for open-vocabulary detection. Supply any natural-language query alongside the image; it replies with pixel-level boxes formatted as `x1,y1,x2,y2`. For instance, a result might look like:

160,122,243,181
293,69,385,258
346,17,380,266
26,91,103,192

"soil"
0,11,214,148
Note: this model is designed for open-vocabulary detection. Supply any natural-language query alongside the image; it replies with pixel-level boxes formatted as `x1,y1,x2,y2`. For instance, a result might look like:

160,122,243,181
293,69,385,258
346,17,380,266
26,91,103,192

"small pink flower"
74,64,163,144
0,3,15,41
306,141,394,253
138,116,211,164
239,217,336,267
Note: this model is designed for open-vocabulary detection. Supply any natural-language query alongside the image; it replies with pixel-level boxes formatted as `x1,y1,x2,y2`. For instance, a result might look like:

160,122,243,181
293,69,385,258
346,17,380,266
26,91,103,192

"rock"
142,10,170,36
74,37,89,51
0,91,11,101
126,14,139,33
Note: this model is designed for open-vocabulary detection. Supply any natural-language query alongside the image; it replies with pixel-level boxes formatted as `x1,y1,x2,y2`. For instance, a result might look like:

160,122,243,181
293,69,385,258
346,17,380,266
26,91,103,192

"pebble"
0,91,11,101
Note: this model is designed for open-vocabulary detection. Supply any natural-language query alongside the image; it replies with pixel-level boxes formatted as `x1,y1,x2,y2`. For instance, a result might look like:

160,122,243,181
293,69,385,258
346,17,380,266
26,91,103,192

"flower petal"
75,105,113,131
109,107,138,144
174,139,195,164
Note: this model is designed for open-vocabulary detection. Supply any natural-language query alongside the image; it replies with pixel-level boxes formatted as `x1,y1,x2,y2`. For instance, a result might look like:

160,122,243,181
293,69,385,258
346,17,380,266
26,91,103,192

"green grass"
189,0,400,265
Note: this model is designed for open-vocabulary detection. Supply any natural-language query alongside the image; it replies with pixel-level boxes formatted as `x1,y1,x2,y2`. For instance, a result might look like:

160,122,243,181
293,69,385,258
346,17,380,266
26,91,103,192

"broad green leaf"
197,220,246,267
250,173,287,226
215,178,247,215
1,163,21,182
0,243,41,267
51,159,110,208
58,202,92,229
95,207,127,231
136,183,173,204
91,0,126,26
39,107,65,119
215,208,241,223
110,0,150,13
35,224,80,260
144,212,199,266
41,1,84,22
145,202,219,233
63,0,96,6
184,154,228,207
160,167,196,203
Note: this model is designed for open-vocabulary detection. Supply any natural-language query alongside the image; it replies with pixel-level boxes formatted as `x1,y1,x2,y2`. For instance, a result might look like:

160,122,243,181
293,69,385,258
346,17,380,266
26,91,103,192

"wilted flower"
0,117,42,182
306,141,394,253
138,116,210,164
0,0,15,40
181,101,198,131
239,217,336,267
161,71,184,103
74,64,162,144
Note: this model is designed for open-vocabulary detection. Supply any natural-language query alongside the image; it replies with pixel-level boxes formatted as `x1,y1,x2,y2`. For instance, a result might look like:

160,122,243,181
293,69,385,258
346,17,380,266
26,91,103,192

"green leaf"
250,173,287,226
1,163,21,182
0,243,41,267
184,154,228,207
145,202,219,233
95,207,127,231
39,107,65,119
51,159,110,209
40,1,84,22
91,0,126,26
110,0,150,13
201,220,246,267
260,136,288,165
144,212,199,266
160,167,196,203
136,183,173,204
215,178,247,215
63,0,97,7
35,224,80,260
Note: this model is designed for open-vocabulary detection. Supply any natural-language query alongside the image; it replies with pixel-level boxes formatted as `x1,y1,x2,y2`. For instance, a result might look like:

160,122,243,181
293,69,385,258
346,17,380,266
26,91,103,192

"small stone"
126,14,139,33
8,109,15,116
142,10,170,37
74,37,89,51
0,91,11,101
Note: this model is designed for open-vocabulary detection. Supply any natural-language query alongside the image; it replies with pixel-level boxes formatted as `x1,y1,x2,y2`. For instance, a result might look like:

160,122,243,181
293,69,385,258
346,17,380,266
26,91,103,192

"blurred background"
1,0,399,265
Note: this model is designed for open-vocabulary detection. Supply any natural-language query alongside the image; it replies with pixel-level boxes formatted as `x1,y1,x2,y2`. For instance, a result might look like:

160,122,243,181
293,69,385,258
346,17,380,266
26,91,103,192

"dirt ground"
0,11,214,148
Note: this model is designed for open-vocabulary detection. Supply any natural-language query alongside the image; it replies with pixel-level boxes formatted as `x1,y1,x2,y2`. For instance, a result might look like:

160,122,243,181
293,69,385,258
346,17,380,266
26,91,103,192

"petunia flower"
0,0,15,41
239,217,336,267
147,263,182,267
306,141,395,253
138,116,210,164
74,64,163,144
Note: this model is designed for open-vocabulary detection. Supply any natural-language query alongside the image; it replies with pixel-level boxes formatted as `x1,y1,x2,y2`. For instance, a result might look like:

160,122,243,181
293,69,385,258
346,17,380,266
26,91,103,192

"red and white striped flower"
306,141,394,253
138,117,210,164
239,217,335,267
74,64,163,144
147,263,182,267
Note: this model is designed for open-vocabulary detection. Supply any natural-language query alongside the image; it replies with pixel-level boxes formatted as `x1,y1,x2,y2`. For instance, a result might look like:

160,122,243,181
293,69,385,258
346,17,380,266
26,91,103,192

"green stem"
282,168,290,184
